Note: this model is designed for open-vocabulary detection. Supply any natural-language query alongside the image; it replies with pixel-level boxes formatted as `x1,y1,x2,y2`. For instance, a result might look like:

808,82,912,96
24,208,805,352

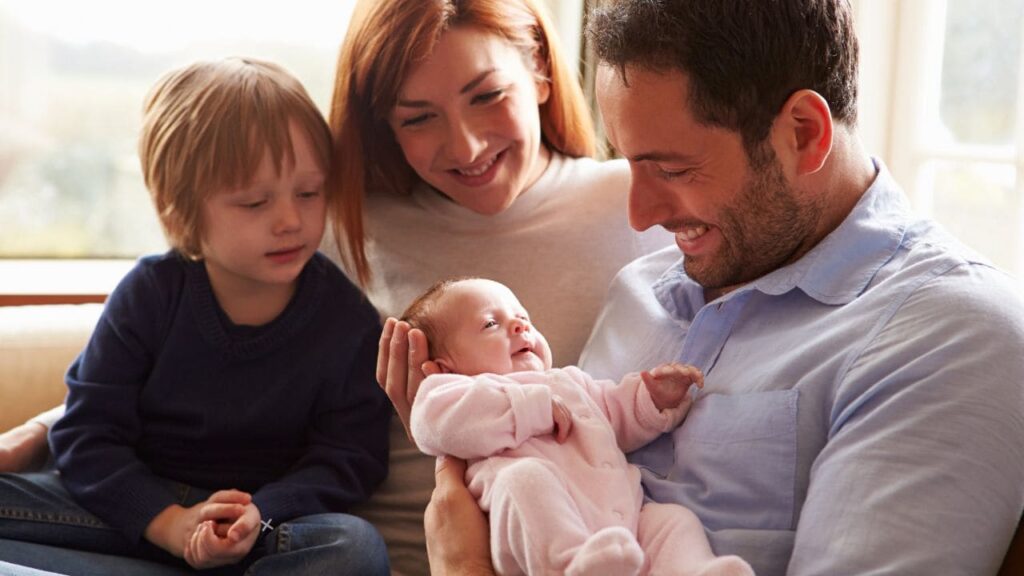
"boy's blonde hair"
139,57,332,259
329,0,597,285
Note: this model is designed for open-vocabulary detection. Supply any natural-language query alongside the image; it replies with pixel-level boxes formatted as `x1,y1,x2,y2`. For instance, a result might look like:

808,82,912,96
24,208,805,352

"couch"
0,303,102,432
0,303,1020,574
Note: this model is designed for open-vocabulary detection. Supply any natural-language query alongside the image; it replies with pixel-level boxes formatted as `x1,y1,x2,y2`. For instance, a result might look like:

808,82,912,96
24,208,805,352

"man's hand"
551,395,573,443
0,421,50,472
425,456,495,576
641,362,704,412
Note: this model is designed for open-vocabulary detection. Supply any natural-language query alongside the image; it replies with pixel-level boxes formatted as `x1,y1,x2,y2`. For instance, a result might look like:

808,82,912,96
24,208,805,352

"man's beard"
684,151,822,292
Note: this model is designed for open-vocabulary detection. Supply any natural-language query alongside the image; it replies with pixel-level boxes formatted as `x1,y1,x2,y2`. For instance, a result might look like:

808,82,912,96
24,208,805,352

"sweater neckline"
408,152,566,225
186,255,324,359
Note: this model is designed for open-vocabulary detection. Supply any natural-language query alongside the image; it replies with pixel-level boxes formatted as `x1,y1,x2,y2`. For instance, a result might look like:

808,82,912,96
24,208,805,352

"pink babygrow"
411,366,753,576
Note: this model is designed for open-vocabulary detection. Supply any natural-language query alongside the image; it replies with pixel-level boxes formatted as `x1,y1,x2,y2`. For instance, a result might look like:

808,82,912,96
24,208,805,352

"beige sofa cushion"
0,304,102,431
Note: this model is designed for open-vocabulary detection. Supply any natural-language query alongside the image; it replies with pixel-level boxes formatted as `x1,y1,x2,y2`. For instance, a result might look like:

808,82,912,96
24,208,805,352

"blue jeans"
0,471,389,576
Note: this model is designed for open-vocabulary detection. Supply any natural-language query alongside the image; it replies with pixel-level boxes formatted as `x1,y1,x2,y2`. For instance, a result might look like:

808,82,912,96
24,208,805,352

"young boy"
0,58,390,575
404,277,753,576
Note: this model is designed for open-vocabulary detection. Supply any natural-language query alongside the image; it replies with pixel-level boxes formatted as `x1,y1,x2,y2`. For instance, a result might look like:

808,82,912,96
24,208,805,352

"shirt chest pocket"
632,389,799,531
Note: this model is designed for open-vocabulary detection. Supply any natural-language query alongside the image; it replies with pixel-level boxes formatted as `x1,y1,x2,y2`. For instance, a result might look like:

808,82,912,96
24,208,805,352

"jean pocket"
647,389,799,531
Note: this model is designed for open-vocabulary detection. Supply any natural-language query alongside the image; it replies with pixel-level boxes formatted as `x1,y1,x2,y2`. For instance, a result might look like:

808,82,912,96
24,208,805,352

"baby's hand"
550,395,573,443
641,363,704,412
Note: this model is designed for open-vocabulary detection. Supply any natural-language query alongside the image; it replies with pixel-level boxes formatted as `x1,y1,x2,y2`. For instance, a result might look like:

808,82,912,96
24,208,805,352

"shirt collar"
655,158,910,319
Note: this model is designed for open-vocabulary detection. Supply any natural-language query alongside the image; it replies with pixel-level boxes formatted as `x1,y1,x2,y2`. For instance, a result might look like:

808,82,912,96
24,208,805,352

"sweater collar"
187,254,325,358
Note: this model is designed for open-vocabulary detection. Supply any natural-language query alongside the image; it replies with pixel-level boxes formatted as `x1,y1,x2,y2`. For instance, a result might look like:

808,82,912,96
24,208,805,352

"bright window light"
0,0,356,259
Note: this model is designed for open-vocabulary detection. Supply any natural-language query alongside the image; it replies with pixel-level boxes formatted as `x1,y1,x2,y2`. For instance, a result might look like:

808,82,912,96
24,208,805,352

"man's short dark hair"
587,0,859,151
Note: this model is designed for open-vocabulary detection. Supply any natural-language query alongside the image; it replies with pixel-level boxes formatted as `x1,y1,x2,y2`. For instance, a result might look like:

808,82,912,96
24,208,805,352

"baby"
406,278,753,576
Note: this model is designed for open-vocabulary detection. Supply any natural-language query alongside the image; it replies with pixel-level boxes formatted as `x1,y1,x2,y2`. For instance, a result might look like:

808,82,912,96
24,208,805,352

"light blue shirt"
580,160,1024,576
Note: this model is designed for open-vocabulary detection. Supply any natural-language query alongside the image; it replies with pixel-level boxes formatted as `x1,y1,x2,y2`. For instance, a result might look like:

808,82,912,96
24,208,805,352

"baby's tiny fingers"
640,370,656,388
652,363,684,378
682,366,705,387
556,411,573,443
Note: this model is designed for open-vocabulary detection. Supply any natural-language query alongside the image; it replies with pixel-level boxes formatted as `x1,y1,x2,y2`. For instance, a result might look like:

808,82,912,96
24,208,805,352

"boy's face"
433,279,553,376
200,121,326,298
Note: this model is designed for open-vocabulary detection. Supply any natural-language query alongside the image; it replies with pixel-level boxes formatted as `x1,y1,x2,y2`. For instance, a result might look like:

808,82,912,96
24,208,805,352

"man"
426,0,1024,574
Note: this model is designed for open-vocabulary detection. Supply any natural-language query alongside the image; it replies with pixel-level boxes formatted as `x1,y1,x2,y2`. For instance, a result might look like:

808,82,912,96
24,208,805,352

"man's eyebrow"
395,70,496,108
630,151,696,163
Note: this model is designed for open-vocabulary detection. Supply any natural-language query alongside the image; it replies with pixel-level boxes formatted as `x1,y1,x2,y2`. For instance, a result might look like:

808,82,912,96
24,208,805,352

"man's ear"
772,89,833,176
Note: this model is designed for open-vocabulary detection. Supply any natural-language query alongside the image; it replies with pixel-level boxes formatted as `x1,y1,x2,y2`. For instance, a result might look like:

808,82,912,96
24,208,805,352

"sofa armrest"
0,304,103,431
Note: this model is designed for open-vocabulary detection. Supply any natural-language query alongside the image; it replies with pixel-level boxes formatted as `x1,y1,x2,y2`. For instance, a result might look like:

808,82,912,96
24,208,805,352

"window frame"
858,0,1024,292
0,0,587,304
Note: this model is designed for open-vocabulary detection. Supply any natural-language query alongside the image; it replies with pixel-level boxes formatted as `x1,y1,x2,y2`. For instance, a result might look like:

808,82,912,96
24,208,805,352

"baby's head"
401,278,553,376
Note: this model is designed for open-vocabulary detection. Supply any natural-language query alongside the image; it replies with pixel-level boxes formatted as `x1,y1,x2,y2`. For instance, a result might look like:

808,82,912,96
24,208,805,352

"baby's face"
432,279,553,375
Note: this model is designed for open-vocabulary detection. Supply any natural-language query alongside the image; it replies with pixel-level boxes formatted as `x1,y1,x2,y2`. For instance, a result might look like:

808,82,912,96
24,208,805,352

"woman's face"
388,26,551,215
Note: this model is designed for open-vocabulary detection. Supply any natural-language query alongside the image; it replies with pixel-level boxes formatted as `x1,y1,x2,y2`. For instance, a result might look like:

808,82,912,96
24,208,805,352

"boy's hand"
551,395,573,443
144,489,253,562
183,498,261,569
641,363,704,412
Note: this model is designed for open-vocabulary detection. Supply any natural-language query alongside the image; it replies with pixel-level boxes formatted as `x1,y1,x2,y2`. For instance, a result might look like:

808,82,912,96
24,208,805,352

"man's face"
596,65,824,297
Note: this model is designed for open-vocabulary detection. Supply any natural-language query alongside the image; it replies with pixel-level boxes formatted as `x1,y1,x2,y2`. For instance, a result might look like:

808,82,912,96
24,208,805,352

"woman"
0,0,670,573
328,0,668,573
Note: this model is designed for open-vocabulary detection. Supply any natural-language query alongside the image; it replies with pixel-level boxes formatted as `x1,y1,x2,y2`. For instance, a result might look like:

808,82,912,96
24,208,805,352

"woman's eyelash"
401,113,432,127
472,89,503,104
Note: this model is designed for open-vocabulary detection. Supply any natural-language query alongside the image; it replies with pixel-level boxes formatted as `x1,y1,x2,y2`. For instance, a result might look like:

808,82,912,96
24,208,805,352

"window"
857,0,1024,293
0,0,357,261
0,0,574,300
4,1,1019,297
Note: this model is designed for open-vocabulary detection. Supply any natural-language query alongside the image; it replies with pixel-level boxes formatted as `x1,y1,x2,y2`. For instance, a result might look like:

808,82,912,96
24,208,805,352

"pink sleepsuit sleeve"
561,366,690,453
410,372,555,459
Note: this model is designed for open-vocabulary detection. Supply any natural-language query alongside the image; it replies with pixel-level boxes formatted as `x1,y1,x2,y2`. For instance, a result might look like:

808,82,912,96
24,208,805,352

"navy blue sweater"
50,251,390,543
